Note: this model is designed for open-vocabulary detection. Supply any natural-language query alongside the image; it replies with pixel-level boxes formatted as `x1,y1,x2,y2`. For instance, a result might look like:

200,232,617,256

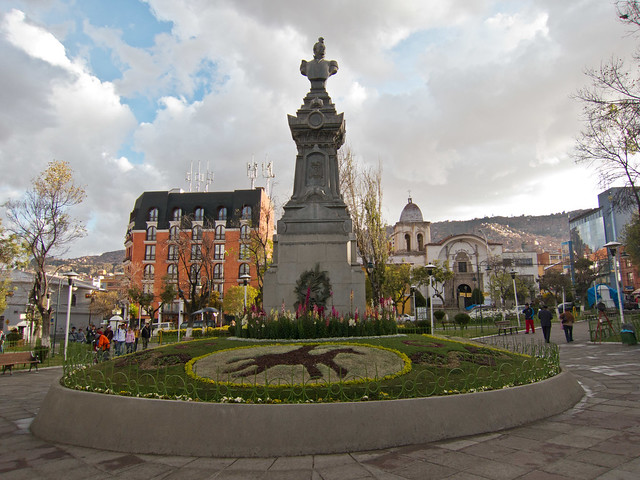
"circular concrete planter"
31,370,584,457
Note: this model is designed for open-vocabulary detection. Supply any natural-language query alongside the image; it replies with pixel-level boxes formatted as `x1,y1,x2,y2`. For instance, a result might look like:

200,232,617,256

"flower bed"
62,334,560,404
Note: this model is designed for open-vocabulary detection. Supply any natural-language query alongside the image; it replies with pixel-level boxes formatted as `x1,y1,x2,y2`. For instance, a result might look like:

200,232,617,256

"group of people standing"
522,303,575,344
71,322,153,362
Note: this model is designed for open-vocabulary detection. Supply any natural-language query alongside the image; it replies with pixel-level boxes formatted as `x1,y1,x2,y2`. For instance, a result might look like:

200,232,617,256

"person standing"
523,303,535,334
0,328,5,353
76,328,86,344
559,307,575,343
125,326,135,354
538,305,553,343
140,322,151,350
113,324,126,356
96,330,110,362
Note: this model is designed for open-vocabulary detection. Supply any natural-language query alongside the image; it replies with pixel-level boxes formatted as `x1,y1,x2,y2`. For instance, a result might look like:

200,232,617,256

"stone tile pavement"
1,320,638,479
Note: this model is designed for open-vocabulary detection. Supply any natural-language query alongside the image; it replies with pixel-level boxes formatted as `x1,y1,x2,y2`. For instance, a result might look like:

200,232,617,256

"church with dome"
389,197,508,310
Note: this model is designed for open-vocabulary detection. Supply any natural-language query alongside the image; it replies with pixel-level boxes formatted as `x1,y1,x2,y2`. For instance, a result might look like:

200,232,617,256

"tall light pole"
510,270,521,328
426,263,436,334
63,271,79,361
240,274,251,310
605,241,625,324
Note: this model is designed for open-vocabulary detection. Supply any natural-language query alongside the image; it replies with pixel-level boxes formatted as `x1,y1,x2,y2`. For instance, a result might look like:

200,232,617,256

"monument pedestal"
263,38,366,315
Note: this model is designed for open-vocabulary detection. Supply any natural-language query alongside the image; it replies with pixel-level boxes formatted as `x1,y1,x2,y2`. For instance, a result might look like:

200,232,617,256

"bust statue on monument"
300,37,339,90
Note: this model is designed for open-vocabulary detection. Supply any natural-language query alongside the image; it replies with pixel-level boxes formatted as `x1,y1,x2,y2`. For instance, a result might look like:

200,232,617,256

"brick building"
124,188,273,323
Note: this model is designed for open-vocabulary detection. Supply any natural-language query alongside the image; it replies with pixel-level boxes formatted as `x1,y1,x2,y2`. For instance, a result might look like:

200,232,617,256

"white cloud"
1,0,637,257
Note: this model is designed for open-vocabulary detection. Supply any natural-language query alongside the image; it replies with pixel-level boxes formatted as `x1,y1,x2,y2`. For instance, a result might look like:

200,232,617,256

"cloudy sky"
1,0,638,257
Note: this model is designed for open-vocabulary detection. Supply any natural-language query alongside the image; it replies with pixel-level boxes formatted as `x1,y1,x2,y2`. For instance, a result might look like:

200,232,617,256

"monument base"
263,232,366,314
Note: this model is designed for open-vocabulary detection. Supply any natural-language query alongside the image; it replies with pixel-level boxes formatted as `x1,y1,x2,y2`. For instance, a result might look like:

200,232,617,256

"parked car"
397,314,415,323
557,302,574,314
151,322,173,332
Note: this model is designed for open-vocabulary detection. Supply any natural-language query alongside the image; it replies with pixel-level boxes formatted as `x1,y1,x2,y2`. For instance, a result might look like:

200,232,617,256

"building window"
71,294,77,306
167,244,178,261
167,264,178,282
239,263,250,277
143,283,154,295
192,225,203,241
145,245,156,261
218,207,227,221
239,244,250,260
143,264,155,280
214,244,225,260
240,225,250,240
191,244,202,261
215,225,225,240
172,208,183,221
627,272,634,284
194,207,204,221
213,263,223,279
169,226,180,240
417,233,424,251
146,226,157,241
213,282,224,298
458,262,467,273
404,234,411,251
241,205,252,220
148,208,158,222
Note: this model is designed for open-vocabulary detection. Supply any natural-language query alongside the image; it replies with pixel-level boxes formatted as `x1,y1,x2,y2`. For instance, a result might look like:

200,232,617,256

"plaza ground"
1,321,639,479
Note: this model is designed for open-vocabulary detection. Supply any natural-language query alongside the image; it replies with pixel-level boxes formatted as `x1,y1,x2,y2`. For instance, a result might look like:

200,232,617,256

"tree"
412,261,454,306
88,291,119,323
242,201,274,306
538,270,573,304
339,148,389,306
0,220,28,315
128,281,177,326
573,1,640,215
224,284,258,316
4,161,85,346
168,215,218,326
573,257,598,303
381,264,412,313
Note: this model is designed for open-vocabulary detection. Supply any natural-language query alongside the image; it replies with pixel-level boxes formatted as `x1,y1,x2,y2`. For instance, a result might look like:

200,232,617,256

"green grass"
62,334,559,403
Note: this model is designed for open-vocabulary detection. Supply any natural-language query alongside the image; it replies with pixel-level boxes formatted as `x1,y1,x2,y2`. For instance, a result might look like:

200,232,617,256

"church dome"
399,197,424,223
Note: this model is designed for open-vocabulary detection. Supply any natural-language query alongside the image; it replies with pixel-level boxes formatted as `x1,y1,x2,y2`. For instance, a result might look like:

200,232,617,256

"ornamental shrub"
454,313,471,329
433,310,446,321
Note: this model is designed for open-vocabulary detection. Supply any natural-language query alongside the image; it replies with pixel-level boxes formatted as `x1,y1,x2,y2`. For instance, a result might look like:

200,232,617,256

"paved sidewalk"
1,321,639,479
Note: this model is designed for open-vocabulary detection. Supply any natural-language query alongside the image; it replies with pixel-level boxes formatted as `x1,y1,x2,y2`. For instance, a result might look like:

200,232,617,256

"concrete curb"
31,370,583,457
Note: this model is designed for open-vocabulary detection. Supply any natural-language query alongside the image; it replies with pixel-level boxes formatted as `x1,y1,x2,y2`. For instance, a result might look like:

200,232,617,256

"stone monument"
263,38,366,314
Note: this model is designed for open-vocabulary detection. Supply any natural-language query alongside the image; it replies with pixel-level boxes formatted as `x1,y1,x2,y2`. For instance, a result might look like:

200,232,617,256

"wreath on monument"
294,264,332,309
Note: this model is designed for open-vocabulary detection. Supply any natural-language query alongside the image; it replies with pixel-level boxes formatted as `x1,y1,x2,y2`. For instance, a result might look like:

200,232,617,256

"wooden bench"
441,320,457,331
0,352,39,375
495,320,517,336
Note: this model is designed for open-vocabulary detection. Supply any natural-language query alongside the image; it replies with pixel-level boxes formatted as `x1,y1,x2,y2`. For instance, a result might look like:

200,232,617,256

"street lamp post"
240,274,251,311
63,271,79,361
605,241,625,324
510,270,521,328
426,264,436,334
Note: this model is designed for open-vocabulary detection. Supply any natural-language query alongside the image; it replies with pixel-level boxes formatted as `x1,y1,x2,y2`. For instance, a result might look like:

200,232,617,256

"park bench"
441,319,457,331
495,320,517,336
0,352,39,375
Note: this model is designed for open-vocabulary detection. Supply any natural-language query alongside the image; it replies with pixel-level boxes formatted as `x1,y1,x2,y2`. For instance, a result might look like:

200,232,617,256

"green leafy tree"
538,270,573,304
224,284,258,316
129,280,178,326
573,257,597,303
381,264,412,313
412,261,454,305
0,220,28,315
4,161,86,346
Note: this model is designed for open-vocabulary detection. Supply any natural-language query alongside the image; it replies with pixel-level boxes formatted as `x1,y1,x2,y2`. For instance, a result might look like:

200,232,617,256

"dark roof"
129,189,265,230
399,198,424,223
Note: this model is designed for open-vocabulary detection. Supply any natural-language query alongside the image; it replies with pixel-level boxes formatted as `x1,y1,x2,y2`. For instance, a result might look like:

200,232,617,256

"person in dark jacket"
538,305,553,343
523,303,535,334
140,322,151,350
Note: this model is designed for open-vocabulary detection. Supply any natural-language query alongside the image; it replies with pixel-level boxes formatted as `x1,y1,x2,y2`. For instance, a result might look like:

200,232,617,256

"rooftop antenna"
247,157,258,189
262,158,275,197
186,162,194,192
205,161,214,192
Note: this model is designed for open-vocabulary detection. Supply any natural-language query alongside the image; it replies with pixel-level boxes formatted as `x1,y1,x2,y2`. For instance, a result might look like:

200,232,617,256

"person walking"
523,303,535,334
96,329,110,362
538,305,553,343
559,307,575,343
140,322,151,350
0,328,5,354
